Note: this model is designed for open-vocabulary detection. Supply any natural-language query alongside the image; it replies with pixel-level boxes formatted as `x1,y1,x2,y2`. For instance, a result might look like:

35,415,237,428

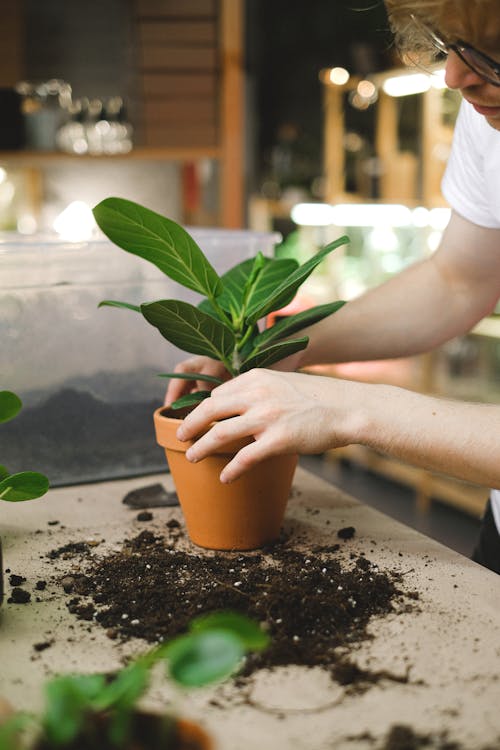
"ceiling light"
382,73,431,97
329,67,350,86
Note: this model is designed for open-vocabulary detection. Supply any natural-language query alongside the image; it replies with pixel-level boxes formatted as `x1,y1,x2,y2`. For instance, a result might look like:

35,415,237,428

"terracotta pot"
175,718,213,750
154,407,297,551
32,713,212,750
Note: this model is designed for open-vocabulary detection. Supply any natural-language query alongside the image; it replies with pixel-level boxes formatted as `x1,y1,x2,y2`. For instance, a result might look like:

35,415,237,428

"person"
166,0,500,575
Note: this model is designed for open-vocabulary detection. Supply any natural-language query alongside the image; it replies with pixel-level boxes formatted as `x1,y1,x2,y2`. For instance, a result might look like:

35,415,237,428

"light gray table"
1,468,499,749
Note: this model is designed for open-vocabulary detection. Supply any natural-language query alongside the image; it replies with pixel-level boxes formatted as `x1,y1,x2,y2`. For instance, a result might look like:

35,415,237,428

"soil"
0,385,165,485
50,523,418,688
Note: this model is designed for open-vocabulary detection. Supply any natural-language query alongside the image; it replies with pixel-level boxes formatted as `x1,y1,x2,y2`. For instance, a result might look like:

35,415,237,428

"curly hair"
385,0,500,60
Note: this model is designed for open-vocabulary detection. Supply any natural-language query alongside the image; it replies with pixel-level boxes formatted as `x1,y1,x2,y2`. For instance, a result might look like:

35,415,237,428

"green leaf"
170,391,211,410
0,713,32,750
0,391,22,423
0,465,9,481
43,674,107,745
141,300,236,364
240,337,309,372
158,372,224,385
217,257,299,320
253,300,346,349
166,630,244,687
98,299,141,313
197,297,223,320
95,662,149,713
245,235,349,323
190,611,269,651
93,198,222,299
0,471,49,502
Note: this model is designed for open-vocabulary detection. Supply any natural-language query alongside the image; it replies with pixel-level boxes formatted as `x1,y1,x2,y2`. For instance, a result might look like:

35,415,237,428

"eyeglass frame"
410,14,500,87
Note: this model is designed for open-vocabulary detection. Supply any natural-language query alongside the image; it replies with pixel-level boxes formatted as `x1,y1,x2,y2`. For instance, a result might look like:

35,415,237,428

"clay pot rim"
154,406,253,454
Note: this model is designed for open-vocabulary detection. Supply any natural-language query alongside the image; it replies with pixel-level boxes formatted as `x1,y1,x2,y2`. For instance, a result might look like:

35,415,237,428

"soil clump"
54,526,417,683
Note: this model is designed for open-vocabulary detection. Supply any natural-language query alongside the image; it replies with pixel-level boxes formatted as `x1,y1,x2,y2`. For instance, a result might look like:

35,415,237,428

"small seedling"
0,391,48,502
0,611,268,749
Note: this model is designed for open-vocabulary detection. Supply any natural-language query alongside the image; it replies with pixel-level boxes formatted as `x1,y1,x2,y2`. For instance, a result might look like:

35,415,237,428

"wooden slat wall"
133,0,220,149
0,4,24,87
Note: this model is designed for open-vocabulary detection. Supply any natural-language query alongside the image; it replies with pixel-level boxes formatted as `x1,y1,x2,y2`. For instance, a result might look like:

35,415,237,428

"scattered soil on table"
349,725,500,750
51,525,418,689
7,587,31,604
381,725,460,749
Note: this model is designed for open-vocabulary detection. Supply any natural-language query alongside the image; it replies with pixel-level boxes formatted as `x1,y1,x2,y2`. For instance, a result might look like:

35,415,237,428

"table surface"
1,467,499,750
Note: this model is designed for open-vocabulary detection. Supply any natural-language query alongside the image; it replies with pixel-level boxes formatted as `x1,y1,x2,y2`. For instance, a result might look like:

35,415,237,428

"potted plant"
0,611,268,750
0,391,49,605
92,197,348,550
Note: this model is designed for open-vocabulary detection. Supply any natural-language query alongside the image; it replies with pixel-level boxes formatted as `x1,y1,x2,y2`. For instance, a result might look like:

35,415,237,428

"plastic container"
0,228,281,486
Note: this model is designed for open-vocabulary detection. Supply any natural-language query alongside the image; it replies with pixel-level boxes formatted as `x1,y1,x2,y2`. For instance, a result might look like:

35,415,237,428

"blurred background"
1,0,495,555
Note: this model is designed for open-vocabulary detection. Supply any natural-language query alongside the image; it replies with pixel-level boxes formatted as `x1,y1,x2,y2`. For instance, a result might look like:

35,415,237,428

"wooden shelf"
0,146,222,165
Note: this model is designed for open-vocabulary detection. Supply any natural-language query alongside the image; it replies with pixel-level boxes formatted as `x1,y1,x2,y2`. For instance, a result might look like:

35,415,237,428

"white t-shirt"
441,99,500,533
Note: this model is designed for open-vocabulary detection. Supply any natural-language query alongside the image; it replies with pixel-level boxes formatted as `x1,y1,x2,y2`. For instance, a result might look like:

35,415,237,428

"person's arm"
177,370,500,487
297,211,500,367
166,211,500,405
176,214,500,485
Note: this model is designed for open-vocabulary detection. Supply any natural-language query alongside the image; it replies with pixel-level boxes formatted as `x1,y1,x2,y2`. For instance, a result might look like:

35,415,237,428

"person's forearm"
353,383,500,488
178,369,500,488
300,256,483,367
299,212,500,368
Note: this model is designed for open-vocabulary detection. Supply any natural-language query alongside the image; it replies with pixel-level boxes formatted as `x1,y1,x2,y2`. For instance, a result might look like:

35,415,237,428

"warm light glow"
357,80,376,98
291,203,450,229
427,230,443,252
0,167,6,185
53,201,96,241
411,207,430,227
429,207,451,230
329,67,350,85
368,227,398,252
330,204,413,228
291,203,335,226
350,92,371,110
430,68,447,89
17,214,37,234
382,73,431,97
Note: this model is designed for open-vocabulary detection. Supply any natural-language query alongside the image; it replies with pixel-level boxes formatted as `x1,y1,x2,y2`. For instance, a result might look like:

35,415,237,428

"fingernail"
176,427,185,440
185,449,196,462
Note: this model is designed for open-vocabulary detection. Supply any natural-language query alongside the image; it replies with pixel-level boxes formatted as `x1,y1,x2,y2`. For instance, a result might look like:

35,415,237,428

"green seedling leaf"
95,661,149,713
93,198,222,299
253,300,346,349
217,256,299,321
240,337,309,372
0,465,9,481
245,235,349,324
0,712,32,750
98,299,141,313
141,300,236,366
158,372,224,386
0,391,22,423
166,630,244,687
43,674,107,746
190,611,270,651
170,391,211,410
0,471,49,502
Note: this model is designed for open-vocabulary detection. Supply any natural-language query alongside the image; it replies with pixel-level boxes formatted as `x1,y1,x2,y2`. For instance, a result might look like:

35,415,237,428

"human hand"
164,356,230,406
176,369,364,483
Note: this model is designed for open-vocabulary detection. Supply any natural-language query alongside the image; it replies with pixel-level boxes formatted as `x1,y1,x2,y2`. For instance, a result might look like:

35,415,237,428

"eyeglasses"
410,14,500,87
